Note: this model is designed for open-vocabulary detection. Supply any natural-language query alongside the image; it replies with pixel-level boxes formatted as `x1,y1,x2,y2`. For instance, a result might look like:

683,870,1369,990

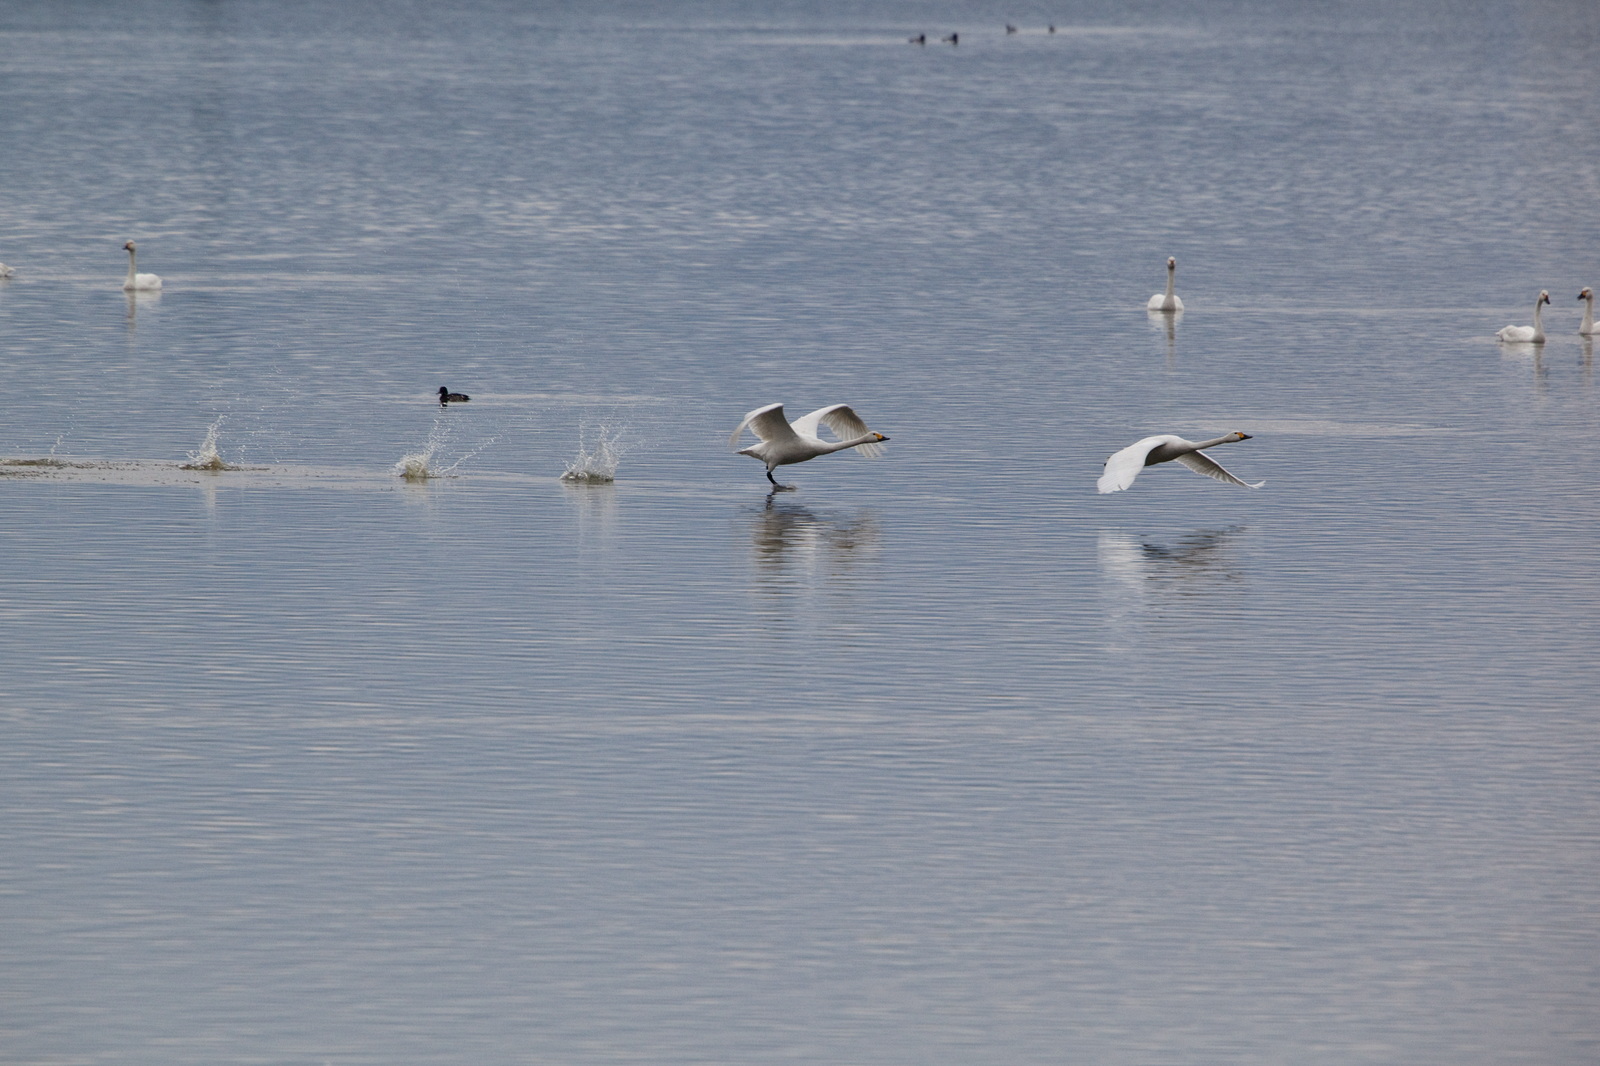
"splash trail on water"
395,421,497,480
181,417,236,471
560,418,632,484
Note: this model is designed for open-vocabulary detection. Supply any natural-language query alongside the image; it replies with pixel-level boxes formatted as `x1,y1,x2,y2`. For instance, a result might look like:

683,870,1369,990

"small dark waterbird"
438,386,470,404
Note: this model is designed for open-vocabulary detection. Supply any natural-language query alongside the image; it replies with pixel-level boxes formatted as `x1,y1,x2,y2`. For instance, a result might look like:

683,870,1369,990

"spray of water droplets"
560,418,632,484
181,417,235,471
395,420,497,480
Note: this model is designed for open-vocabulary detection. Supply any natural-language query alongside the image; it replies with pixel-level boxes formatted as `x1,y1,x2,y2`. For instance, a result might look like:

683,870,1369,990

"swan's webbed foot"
765,470,795,492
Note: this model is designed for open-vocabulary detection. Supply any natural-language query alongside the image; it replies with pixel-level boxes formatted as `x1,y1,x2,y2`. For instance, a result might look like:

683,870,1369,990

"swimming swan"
1098,431,1262,494
1580,288,1596,336
1496,290,1549,343
729,402,889,489
122,241,162,291
1147,257,1183,312
438,386,470,404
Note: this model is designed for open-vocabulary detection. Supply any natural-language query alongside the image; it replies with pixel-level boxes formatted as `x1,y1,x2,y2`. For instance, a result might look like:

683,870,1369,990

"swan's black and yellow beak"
874,433,890,442
1235,432,1252,440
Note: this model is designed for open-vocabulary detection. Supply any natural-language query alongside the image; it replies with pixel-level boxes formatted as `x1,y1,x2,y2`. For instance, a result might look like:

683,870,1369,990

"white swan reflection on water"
1099,526,1247,590
124,288,159,329
747,495,879,589
1099,527,1249,649
1147,304,1179,364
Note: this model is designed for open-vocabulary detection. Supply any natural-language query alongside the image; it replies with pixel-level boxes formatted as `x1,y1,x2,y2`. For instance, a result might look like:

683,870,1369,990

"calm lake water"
2,1,1598,1063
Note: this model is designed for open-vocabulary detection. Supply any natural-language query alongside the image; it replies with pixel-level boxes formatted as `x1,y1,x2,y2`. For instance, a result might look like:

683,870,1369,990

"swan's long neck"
1190,433,1239,452
1532,296,1546,340
125,248,137,285
1582,295,1594,333
823,434,879,455
1164,263,1176,298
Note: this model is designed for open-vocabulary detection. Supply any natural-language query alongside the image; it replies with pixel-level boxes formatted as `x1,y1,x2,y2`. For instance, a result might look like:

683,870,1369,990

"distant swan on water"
1496,290,1549,344
729,402,889,490
122,241,161,291
1580,288,1596,336
438,386,470,404
0,263,14,278
1098,431,1262,494
1147,257,1183,312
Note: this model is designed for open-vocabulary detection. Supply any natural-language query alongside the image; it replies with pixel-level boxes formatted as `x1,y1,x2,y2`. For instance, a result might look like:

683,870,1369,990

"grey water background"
2,0,1598,1062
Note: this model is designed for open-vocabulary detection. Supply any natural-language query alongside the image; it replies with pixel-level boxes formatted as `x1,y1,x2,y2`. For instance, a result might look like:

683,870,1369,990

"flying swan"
1496,290,1548,343
1147,256,1183,312
729,402,889,489
122,241,162,291
1580,288,1596,336
1098,431,1262,494
0,263,15,279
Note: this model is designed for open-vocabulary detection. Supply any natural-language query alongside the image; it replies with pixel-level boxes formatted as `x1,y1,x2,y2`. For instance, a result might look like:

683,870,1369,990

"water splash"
560,419,631,484
395,420,496,480
181,417,235,471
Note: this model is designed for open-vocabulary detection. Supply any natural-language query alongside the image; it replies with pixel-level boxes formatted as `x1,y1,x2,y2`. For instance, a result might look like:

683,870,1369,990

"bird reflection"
1100,526,1245,589
1100,526,1246,648
124,289,159,330
1497,338,1554,396
1498,336,1598,394
748,495,878,588
1147,307,1179,364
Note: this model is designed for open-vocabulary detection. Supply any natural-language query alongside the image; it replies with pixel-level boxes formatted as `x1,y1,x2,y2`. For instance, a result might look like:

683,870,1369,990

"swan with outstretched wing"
1098,432,1262,494
730,402,889,490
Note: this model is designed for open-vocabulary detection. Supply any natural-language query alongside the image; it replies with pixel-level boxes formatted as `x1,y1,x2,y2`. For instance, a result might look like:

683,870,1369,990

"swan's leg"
765,468,795,491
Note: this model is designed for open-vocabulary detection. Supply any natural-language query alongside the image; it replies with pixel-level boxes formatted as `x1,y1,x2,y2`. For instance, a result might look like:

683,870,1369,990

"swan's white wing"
824,406,886,458
728,403,800,449
1097,435,1175,494
791,404,857,440
794,404,884,458
1175,451,1263,489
